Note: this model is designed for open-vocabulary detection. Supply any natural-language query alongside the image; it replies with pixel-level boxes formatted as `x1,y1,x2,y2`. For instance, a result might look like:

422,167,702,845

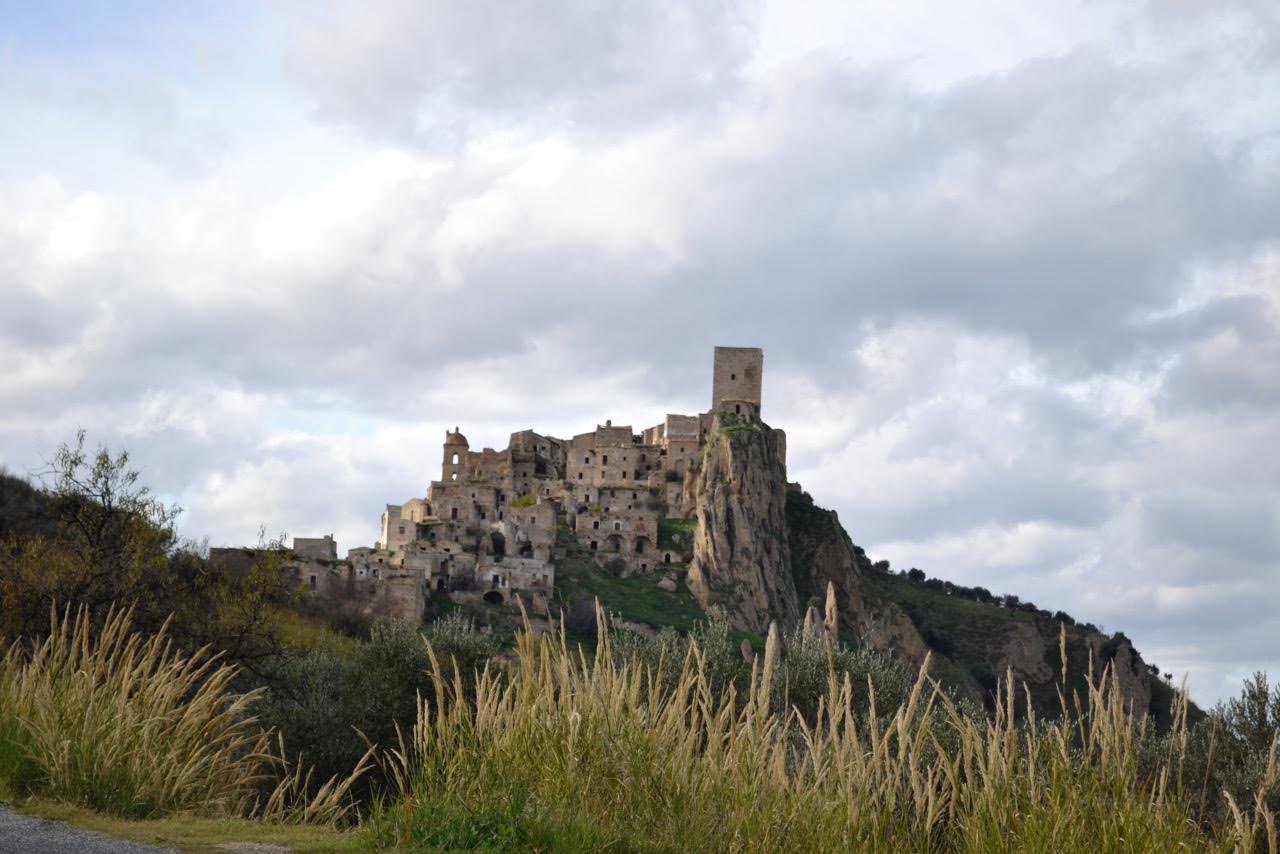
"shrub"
0,606,366,823
255,618,490,800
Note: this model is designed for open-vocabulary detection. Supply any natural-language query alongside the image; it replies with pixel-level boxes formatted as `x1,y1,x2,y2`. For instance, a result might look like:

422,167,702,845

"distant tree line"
880,562,1100,634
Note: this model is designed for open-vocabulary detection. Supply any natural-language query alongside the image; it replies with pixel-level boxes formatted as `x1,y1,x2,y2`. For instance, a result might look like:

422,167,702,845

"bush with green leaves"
255,614,501,799
1145,672,1280,824
256,620,427,797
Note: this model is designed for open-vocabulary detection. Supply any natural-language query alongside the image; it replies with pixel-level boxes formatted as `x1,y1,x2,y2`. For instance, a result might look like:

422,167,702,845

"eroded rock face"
686,413,800,633
784,490,933,671
681,414,1163,722
1086,635,1154,716
998,622,1055,684
1111,641,1154,715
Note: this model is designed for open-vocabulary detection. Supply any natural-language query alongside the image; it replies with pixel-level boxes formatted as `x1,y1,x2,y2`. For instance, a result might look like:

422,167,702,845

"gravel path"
0,805,179,854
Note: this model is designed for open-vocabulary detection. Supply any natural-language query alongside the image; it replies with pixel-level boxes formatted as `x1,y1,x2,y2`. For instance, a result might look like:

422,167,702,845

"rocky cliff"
683,416,1178,721
784,487,940,681
684,412,799,633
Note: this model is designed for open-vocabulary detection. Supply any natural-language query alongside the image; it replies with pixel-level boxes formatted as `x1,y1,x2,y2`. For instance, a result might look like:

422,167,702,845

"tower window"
731,373,736,380
603,455,608,464
451,452,459,464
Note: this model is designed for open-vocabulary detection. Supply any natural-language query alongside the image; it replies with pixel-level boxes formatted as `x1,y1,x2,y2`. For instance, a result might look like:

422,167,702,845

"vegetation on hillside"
0,432,299,672
551,521,705,637
361,608,1277,851
787,488,1184,726
1,436,1277,850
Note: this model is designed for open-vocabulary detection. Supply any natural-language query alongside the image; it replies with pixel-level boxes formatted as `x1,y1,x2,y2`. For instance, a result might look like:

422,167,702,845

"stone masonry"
289,346,787,621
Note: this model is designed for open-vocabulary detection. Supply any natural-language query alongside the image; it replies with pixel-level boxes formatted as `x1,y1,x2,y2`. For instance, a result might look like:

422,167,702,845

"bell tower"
442,427,468,483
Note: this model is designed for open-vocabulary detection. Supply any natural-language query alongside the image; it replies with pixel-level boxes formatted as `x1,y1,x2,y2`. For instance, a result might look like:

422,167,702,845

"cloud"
281,0,754,145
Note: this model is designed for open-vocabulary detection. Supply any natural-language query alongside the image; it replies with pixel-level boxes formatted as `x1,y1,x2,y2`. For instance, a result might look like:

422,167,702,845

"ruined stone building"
288,346,781,621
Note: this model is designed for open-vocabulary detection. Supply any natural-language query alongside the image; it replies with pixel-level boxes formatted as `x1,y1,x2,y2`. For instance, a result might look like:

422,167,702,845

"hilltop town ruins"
211,345,1169,717
276,347,782,622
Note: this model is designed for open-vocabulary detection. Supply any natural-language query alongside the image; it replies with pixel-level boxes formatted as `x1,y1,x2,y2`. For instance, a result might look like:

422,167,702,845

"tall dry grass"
0,605,369,823
365,605,1277,852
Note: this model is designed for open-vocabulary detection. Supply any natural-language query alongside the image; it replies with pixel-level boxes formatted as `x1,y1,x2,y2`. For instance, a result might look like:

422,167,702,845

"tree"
1,430,177,636
0,432,298,671
1219,671,1280,753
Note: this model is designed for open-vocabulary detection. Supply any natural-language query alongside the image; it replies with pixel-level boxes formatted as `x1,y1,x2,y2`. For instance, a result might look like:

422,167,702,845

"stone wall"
293,535,337,561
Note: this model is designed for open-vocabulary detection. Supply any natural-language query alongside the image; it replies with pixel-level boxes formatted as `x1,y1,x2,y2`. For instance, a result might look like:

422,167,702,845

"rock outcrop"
783,488,936,673
680,410,1172,723
998,622,1055,684
1087,635,1154,716
685,412,799,633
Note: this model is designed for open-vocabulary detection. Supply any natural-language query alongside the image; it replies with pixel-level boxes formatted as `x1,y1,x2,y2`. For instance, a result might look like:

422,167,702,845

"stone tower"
442,427,468,483
711,346,764,413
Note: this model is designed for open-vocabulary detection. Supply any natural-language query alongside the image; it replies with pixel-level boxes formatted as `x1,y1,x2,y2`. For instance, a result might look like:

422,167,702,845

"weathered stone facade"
711,346,763,413
287,346,794,623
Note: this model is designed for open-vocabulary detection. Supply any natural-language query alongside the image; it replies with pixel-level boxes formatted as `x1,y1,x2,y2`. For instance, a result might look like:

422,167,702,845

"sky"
1,0,1277,705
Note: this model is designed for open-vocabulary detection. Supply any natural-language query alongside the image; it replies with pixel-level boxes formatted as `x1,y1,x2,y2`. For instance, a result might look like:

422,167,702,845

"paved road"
0,805,179,854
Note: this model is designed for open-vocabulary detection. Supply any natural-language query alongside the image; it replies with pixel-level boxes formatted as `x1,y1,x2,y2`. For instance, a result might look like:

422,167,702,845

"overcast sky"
2,0,1278,705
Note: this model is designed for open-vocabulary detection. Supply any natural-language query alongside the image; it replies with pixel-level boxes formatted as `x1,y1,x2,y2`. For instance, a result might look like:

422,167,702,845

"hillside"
642,405,1187,723
1,449,1187,724
785,488,1186,724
